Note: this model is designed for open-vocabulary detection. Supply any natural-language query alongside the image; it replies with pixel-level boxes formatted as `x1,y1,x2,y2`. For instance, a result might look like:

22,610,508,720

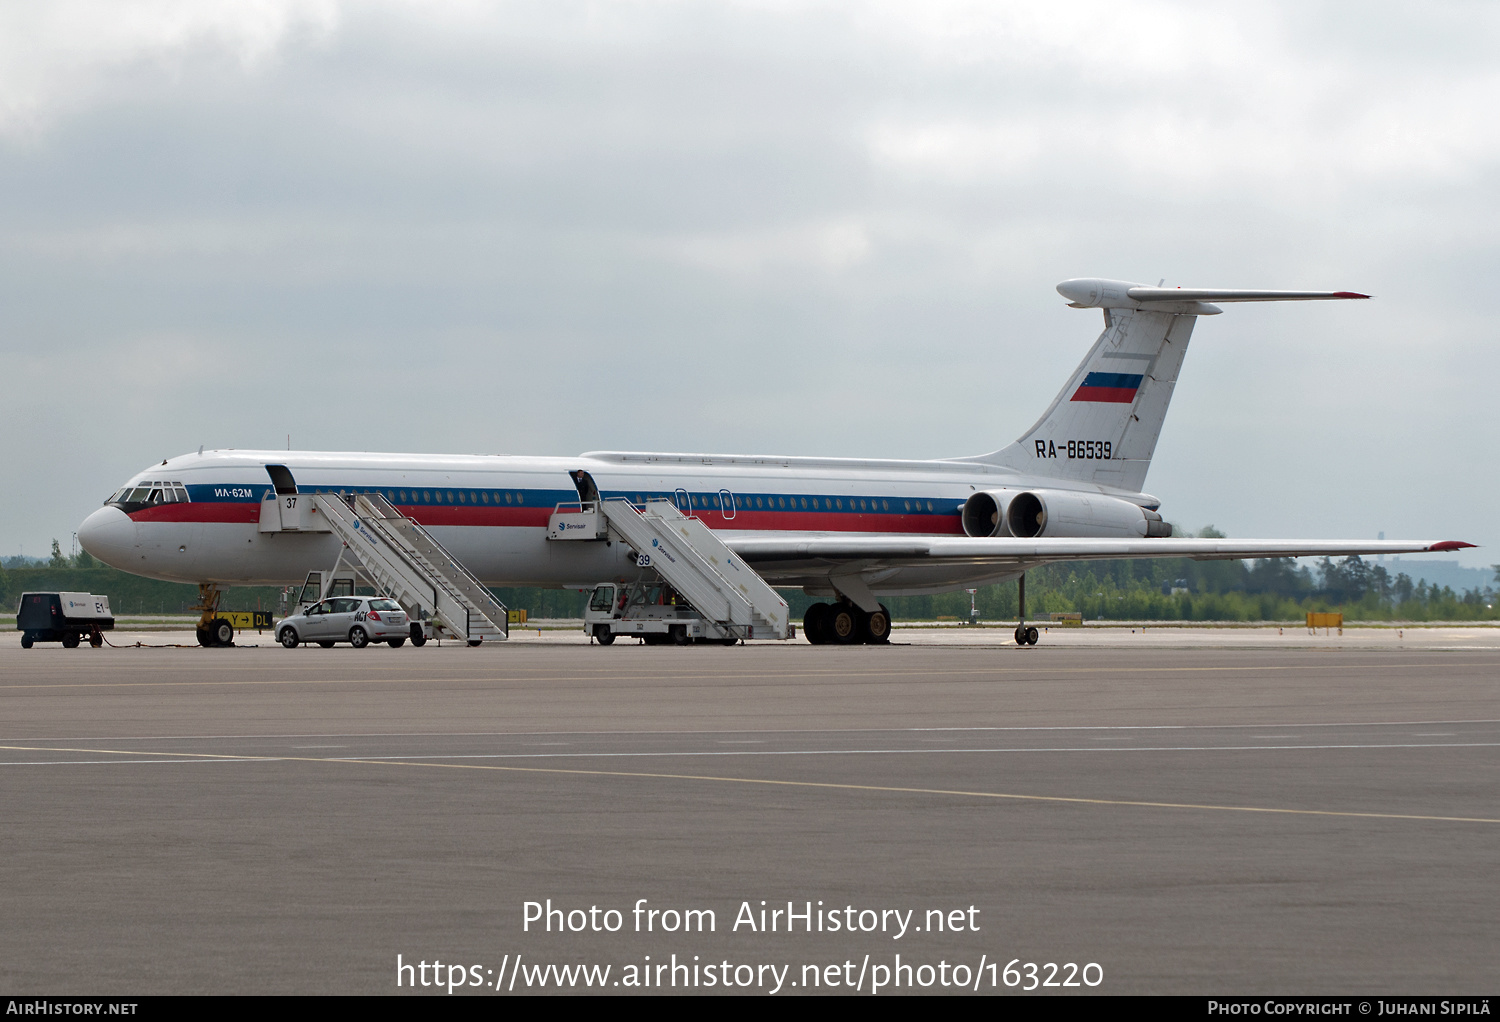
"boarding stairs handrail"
599,498,790,639
309,493,508,642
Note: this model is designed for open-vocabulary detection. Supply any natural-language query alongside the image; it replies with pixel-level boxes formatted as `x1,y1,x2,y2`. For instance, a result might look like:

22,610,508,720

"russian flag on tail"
1071,371,1143,403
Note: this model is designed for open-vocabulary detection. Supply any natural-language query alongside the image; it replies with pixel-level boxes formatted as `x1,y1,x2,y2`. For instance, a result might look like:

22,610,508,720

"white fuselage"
78,448,1154,595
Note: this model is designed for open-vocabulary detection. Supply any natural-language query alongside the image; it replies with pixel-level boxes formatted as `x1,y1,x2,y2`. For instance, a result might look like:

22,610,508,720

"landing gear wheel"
62,632,81,648
1026,626,1039,645
279,627,300,649
670,624,689,645
349,626,369,649
196,626,212,647
863,607,891,644
317,640,335,649
387,638,406,648
409,624,427,647
20,633,33,649
1014,625,1027,646
803,603,830,645
211,618,234,647
593,625,615,645
828,605,859,644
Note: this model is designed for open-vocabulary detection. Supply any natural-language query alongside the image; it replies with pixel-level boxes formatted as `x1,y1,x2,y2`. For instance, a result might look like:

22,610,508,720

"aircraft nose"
78,506,136,570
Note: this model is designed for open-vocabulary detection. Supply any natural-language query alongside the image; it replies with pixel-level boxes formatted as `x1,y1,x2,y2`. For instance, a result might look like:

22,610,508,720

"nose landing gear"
191,583,235,647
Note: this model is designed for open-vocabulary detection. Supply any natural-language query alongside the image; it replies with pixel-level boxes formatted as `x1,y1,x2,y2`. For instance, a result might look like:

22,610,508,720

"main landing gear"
802,601,892,645
1014,572,1039,646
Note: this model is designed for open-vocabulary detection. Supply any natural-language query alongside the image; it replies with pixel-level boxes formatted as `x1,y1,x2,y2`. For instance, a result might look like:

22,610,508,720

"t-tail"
966,278,1370,493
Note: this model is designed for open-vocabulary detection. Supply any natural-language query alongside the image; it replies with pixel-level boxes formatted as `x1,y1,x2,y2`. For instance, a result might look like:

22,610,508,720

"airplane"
77,277,1473,646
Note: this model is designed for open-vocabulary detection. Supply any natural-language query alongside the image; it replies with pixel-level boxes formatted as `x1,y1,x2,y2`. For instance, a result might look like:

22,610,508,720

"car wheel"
317,640,335,649
279,627,300,649
62,632,81,648
89,630,104,647
410,631,427,648
387,638,406,648
20,633,33,649
670,624,689,645
349,627,369,649
211,618,234,647
594,625,615,645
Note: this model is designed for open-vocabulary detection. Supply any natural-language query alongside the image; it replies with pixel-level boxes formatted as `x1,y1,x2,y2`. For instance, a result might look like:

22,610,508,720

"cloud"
0,0,338,137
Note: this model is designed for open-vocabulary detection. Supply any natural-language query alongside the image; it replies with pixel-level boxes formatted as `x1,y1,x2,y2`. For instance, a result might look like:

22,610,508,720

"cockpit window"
107,480,191,512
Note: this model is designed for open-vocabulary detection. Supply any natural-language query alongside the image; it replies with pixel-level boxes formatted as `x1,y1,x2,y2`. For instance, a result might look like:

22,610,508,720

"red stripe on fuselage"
130,503,260,524
129,502,965,534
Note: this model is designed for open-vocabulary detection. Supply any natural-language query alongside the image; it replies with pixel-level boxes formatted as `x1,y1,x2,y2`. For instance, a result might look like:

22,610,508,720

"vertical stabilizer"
966,278,1370,493
970,304,1198,493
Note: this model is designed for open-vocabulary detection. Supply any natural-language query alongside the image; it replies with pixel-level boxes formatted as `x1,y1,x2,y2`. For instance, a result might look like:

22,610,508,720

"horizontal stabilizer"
1057,278,1370,311
1126,287,1371,303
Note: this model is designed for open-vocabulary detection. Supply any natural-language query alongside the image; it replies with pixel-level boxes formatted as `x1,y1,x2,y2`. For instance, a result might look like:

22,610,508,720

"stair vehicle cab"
584,581,742,645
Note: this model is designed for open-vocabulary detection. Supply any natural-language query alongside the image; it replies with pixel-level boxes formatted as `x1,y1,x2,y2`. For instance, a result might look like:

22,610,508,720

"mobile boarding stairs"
548,497,792,641
263,491,509,645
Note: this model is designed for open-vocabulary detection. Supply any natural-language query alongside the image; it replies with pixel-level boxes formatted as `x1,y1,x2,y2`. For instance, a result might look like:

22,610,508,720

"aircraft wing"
726,535,1472,566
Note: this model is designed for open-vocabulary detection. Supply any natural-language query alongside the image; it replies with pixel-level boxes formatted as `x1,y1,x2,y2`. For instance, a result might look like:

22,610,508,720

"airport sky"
2,1,1497,569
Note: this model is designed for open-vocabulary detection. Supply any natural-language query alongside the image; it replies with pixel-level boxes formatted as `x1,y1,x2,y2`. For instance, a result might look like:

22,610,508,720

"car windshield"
369,599,401,611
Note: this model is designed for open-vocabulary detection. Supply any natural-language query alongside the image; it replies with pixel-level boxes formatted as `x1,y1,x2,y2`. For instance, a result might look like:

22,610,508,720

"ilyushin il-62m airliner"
77,279,1472,647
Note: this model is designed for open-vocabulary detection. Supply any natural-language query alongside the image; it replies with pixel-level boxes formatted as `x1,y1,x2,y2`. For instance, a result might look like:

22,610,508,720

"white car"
278,596,410,649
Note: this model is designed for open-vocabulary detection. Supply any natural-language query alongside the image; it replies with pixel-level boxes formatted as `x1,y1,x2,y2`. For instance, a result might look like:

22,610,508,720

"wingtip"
1332,291,1372,299
1428,541,1477,552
